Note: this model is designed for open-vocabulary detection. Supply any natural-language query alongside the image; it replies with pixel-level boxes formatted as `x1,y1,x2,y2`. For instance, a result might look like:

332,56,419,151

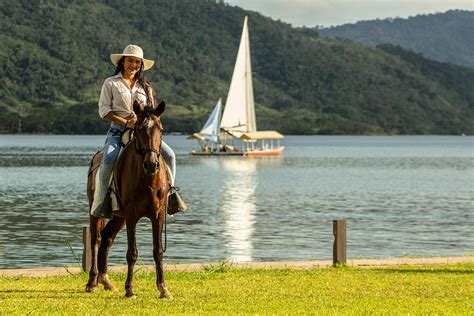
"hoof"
158,283,172,299
86,285,98,293
159,291,172,299
104,284,118,292
98,274,118,291
125,293,136,299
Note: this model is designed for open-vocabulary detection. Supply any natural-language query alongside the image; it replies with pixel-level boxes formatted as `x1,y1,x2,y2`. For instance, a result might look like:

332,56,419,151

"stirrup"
167,187,187,215
170,186,180,193
92,189,113,219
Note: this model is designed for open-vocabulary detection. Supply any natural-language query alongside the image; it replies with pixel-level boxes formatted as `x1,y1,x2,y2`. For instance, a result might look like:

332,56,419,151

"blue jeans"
96,122,176,205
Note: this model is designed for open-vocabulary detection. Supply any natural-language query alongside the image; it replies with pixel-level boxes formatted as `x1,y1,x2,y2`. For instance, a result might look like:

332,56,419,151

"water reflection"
219,158,257,262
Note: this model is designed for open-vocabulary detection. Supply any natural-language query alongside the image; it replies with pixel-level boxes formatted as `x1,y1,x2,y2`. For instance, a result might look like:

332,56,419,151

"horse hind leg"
86,216,104,292
97,216,126,291
152,215,172,299
86,163,103,293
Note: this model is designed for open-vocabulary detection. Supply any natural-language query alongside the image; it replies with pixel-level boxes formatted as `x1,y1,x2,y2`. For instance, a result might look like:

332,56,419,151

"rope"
163,209,167,253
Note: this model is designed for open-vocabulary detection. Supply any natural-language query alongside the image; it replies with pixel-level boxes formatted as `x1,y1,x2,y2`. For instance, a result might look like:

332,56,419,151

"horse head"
132,100,166,176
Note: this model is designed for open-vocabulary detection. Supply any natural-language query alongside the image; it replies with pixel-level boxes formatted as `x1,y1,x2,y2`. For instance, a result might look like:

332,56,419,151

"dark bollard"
82,226,91,272
333,219,347,265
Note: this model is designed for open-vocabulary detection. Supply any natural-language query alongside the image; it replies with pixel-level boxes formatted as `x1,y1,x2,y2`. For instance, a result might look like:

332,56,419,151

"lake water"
0,135,473,269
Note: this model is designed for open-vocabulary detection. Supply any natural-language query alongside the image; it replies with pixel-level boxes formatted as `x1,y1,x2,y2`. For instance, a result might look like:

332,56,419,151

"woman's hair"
111,57,154,106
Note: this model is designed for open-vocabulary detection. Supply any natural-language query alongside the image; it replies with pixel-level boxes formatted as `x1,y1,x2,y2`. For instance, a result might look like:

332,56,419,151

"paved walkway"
1,256,472,277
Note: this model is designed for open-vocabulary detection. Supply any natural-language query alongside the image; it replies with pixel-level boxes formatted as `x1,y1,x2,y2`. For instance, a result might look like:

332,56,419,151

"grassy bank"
1,263,472,314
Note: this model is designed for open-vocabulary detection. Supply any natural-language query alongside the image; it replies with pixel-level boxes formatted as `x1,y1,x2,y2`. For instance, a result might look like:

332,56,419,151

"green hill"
318,10,474,69
1,1,473,135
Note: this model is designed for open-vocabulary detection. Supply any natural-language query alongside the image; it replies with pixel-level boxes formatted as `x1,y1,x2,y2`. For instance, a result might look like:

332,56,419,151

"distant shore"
1,256,473,277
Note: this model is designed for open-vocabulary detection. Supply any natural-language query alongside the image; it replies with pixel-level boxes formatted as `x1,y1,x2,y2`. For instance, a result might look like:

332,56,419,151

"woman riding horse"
92,44,186,217
86,44,186,298
86,100,172,298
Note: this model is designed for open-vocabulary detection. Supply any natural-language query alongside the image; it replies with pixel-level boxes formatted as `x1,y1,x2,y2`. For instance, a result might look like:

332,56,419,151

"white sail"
199,98,222,143
221,16,257,133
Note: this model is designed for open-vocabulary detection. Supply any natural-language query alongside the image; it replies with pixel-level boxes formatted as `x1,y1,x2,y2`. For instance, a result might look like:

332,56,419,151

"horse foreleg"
124,219,138,298
152,215,172,299
86,216,104,292
97,216,126,291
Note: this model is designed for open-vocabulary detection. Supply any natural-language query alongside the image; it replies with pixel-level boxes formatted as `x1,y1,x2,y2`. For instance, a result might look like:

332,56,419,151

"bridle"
134,137,161,156
133,112,163,159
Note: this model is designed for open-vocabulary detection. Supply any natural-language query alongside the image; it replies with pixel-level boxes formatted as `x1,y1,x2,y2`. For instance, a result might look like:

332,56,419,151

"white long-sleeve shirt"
98,73,148,119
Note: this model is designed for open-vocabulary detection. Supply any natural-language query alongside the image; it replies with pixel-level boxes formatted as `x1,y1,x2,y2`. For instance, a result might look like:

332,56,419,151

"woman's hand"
125,116,137,129
104,112,137,129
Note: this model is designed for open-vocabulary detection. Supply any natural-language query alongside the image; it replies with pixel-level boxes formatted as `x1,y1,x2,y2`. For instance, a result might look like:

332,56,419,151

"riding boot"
167,190,187,215
92,189,113,219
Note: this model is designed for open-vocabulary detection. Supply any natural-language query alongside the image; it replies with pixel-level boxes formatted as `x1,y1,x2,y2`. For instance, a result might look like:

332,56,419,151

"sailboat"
188,98,240,156
189,16,284,156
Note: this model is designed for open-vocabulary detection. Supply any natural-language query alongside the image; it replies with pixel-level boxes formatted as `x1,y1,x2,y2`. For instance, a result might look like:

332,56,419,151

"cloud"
226,0,473,26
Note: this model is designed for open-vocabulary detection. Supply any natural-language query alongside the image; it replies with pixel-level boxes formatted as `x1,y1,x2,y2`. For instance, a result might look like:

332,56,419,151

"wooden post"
82,226,91,272
333,219,347,265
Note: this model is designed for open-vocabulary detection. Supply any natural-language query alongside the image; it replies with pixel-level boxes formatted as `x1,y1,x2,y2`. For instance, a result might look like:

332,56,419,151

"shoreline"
1,256,473,277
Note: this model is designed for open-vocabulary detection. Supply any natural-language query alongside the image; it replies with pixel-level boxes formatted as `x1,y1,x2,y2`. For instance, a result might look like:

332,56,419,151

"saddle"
88,130,173,218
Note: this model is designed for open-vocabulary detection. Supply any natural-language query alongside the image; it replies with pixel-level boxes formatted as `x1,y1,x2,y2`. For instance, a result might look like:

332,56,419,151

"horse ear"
154,100,166,117
133,100,141,115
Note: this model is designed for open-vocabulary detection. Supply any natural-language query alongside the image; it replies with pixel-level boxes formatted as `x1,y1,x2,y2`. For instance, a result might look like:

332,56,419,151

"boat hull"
190,147,284,157
190,151,244,156
244,147,284,157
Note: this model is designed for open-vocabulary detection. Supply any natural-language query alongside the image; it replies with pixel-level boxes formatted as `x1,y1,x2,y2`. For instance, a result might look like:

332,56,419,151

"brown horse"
85,100,171,299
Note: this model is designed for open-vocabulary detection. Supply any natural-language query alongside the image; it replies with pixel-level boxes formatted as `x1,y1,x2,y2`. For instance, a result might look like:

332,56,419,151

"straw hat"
110,44,155,70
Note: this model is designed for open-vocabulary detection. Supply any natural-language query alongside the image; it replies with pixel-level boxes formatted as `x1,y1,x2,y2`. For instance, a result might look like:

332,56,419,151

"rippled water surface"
0,135,473,268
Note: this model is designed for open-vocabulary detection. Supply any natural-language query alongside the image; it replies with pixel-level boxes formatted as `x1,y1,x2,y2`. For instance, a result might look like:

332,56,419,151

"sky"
225,0,473,27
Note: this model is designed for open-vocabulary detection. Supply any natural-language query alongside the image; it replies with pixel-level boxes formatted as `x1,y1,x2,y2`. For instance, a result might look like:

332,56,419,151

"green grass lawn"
0,264,472,314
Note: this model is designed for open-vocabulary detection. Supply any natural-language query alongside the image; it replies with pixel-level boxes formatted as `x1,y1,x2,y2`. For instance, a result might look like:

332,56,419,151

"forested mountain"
318,10,474,69
1,1,473,135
